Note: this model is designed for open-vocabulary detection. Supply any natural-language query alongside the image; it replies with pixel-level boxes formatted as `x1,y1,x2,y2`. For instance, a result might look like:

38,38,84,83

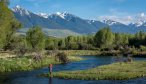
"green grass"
0,56,83,73
61,50,100,56
44,61,146,80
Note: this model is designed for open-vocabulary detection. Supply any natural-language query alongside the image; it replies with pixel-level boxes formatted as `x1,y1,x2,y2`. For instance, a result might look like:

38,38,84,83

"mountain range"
12,5,146,37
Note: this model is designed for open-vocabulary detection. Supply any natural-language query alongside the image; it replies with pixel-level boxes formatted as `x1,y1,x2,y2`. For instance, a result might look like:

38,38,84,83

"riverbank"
0,55,83,73
1,50,146,73
45,61,146,80
0,50,99,73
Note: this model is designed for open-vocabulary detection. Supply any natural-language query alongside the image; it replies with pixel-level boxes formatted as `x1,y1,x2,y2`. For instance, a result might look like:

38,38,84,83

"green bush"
55,52,69,63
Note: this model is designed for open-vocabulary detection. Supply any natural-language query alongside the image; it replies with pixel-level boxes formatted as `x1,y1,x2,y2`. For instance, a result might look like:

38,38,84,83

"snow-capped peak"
101,18,118,26
130,13,146,27
87,20,96,24
56,12,61,15
16,5,21,9
12,5,30,16
37,13,49,18
55,11,70,19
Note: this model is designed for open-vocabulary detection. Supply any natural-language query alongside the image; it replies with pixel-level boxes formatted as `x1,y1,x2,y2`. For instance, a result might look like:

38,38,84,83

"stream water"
1,56,146,84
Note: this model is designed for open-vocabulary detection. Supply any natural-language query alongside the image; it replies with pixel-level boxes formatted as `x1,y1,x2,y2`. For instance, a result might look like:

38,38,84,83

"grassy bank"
0,50,99,73
0,55,83,73
44,61,146,80
0,56,59,73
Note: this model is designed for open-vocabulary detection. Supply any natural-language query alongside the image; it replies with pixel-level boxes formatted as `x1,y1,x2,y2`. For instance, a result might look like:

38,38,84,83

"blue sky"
10,0,146,24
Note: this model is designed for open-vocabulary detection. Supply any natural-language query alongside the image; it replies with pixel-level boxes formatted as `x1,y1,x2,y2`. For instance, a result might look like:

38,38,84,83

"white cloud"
140,12,145,17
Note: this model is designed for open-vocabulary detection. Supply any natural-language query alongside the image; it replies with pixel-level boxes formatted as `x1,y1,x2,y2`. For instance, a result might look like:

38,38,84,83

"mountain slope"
12,5,146,35
101,19,136,33
48,12,98,33
12,5,64,29
12,6,97,34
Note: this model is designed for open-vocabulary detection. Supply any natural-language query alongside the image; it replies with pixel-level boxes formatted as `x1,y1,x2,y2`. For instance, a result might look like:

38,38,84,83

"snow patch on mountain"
37,13,49,18
131,13,146,27
12,5,30,16
101,19,118,26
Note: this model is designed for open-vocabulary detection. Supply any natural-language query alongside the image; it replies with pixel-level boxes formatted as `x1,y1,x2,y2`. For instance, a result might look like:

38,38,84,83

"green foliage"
135,31,145,40
55,52,69,63
78,43,94,50
26,26,45,51
68,42,79,50
0,1,21,49
114,33,129,47
94,27,114,48
129,31,146,47
58,39,66,49
45,37,59,50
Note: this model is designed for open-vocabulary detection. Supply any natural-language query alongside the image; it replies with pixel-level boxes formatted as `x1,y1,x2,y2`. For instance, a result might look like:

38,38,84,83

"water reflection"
49,77,52,84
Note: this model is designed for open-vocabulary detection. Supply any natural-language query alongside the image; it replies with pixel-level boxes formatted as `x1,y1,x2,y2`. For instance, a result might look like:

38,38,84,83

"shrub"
33,52,42,62
55,52,69,63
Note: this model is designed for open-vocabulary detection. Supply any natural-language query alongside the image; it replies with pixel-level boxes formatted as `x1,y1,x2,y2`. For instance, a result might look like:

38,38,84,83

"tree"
58,39,66,49
26,26,45,51
12,35,28,57
68,42,79,50
45,37,55,50
135,31,145,40
0,1,21,50
3,19,22,50
94,27,114,48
